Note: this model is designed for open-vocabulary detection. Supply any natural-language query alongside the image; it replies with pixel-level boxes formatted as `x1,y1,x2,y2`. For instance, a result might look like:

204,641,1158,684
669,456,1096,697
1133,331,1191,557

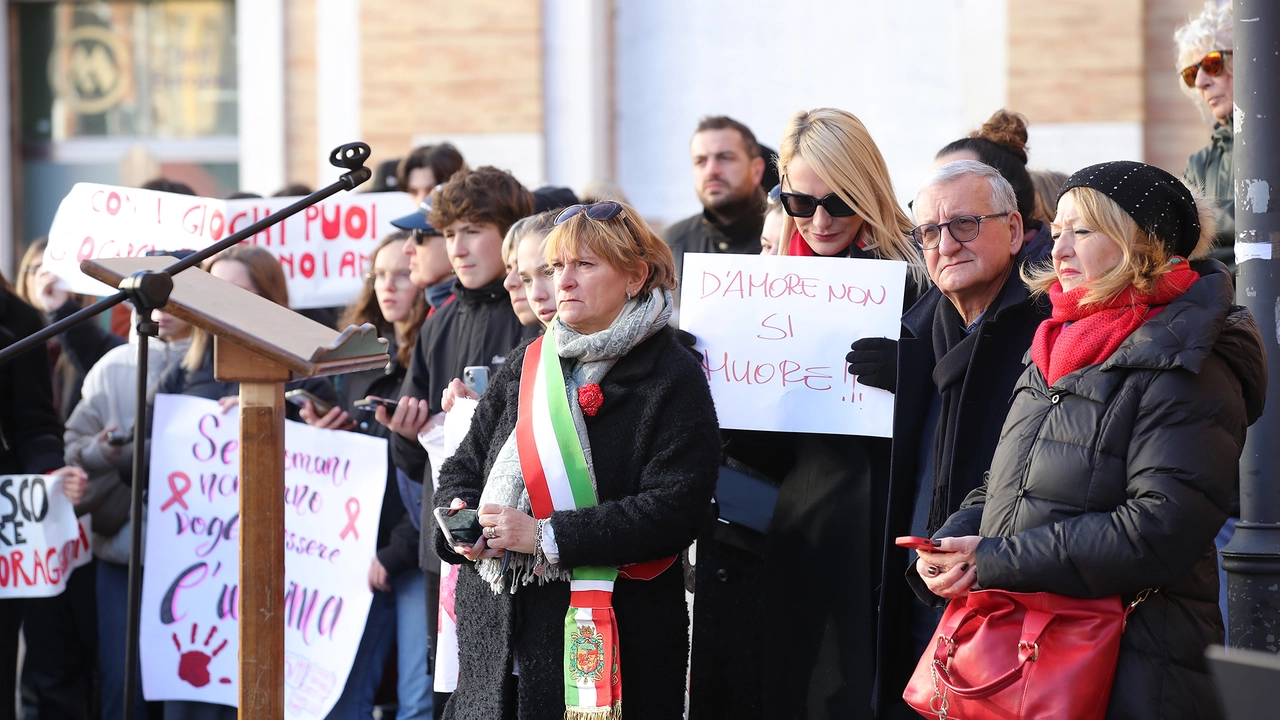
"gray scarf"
477,288,673,593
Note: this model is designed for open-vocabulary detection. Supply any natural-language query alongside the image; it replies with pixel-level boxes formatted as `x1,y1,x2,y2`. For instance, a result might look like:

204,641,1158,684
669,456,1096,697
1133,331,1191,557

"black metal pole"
121,316,154,718
1221,0,1280,652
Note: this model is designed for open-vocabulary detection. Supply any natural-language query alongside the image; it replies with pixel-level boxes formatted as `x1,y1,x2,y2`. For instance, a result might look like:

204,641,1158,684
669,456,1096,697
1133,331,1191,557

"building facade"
1,0,1216,277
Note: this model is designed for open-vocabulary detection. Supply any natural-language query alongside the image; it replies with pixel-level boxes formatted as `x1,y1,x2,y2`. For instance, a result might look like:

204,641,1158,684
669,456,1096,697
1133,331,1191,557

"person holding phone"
63,301,193,720
305,232,434,719
913,162,1262,719
434,201,719,719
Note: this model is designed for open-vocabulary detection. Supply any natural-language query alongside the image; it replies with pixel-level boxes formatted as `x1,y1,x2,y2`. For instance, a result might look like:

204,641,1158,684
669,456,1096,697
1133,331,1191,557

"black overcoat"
433,326,721,720
919,262,1266,720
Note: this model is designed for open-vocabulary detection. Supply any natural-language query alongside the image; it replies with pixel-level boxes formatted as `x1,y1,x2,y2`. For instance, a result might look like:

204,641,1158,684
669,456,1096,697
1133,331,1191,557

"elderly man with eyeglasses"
868,159,1052,719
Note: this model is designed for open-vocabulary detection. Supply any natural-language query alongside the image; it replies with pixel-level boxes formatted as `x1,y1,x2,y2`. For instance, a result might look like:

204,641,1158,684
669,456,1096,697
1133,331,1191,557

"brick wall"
358,0,543,173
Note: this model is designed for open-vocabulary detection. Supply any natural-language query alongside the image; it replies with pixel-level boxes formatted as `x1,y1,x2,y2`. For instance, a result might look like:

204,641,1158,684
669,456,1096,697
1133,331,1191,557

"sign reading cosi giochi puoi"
679,253,907,437
41,183,415,309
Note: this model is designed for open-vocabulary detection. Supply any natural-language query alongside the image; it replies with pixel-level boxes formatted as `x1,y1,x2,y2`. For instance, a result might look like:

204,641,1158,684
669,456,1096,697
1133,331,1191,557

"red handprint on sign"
172,623,232,687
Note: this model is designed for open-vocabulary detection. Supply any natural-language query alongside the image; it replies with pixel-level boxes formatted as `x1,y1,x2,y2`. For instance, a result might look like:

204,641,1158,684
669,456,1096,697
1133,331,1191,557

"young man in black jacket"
376,167,537,710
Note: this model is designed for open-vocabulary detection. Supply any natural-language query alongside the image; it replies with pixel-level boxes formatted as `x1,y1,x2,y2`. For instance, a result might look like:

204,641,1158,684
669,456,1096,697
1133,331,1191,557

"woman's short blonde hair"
502,210,559,263
1023,185,1217,305
543,204,678,293
775,108,927,286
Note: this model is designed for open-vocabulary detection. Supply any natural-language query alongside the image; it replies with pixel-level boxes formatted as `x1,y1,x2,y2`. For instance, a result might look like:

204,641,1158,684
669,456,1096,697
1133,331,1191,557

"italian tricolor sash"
515,328,672,718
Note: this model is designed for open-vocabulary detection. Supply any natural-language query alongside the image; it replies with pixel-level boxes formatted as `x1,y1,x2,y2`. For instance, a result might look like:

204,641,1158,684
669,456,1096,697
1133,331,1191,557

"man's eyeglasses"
1181,50,1231,88
554,201,625,226
778,189,856,218
366,269,415,289
910,213,1009,250
410,228,441,246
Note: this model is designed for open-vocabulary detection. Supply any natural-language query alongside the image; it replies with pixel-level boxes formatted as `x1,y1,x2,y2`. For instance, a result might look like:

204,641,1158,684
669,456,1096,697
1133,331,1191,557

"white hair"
916,160,1018,216
1173,1,1233,104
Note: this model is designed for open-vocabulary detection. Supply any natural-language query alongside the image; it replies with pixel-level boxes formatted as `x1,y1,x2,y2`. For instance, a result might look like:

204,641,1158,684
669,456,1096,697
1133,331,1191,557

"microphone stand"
0,142,373,719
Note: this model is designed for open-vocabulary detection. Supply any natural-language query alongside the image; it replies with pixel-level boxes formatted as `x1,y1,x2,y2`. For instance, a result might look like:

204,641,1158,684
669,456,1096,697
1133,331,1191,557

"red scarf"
785,228,866,256
1031,262,1199,386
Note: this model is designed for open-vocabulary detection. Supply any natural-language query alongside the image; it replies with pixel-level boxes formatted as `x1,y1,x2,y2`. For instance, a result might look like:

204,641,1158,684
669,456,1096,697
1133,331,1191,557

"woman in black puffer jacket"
912,161,1266,720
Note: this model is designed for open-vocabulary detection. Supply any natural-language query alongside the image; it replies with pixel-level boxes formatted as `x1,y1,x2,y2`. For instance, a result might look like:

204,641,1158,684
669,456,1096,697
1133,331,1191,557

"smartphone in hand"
285,389,333,416
353,396,399,413
433,507,483,546
895,536,952,553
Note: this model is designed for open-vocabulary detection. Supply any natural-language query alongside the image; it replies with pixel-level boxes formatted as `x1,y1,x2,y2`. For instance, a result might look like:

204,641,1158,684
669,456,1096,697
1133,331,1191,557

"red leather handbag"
904,588,1153,720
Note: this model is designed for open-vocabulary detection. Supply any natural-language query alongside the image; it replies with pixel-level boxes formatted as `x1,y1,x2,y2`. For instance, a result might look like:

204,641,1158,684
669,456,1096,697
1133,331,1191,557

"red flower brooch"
578,383,604,417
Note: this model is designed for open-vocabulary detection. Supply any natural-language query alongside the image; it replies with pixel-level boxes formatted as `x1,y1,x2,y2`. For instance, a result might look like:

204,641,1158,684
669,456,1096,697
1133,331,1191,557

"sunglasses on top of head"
554,201,625,226
777,179,857,218
1180,50,1231,88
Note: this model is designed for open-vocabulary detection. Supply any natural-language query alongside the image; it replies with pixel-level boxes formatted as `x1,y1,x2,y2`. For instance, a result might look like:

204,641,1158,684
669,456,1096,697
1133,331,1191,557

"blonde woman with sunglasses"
690,108,925,719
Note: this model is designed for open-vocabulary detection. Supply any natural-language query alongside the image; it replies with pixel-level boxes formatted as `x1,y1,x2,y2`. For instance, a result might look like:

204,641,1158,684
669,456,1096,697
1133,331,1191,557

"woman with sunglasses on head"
433,201,719,720
1175,1,1235,271
913,162,1261,720
690,108,925,720
302,232,435,719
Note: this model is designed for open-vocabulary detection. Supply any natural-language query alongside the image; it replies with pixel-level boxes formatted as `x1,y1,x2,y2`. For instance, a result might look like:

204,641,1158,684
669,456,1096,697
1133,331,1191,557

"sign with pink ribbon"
41,183,415,309
139,394,386,715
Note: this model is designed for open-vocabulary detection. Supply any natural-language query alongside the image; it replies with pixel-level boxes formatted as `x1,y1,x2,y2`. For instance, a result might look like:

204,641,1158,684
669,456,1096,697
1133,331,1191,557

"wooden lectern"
84,256,389,718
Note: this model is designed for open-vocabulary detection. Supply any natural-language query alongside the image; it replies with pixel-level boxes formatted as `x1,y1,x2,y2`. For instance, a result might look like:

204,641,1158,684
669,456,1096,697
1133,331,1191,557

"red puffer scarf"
1031,261,1199,386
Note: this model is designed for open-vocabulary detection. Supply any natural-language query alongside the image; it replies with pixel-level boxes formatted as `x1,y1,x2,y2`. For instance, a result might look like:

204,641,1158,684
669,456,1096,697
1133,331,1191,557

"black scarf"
927,298,981,536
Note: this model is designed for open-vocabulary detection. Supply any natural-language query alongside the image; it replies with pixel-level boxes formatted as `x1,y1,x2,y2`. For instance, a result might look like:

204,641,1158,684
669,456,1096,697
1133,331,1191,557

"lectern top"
83,255,389,379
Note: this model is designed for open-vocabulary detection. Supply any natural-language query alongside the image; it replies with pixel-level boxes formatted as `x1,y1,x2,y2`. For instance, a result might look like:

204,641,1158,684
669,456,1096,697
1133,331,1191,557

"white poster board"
140,394,386,716
0,475,92,598
43,184,415,309
680,253,906,437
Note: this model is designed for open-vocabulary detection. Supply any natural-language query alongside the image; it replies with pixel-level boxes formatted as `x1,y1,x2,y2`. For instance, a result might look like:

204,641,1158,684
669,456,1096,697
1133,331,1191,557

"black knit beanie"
1058,161,1201,258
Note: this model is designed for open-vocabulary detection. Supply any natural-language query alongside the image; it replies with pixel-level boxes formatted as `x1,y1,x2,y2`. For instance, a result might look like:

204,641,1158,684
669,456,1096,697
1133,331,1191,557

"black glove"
672,329,701,359
846,337,898,392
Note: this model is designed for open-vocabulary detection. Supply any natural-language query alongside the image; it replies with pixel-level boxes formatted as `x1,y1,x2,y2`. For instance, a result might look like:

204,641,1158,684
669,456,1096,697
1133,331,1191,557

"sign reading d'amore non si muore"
42,183,415,309
679,253,906,437
140,394,386,717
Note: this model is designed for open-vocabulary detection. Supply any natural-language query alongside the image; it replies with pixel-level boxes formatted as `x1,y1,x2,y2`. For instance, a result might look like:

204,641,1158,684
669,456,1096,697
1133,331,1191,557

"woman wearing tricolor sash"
433,201,721,720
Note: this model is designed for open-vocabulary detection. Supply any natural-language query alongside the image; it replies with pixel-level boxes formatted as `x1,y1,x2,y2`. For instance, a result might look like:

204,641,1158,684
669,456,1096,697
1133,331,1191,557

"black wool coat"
873,229,1051,717
433,326,721,720
920,262,1266,720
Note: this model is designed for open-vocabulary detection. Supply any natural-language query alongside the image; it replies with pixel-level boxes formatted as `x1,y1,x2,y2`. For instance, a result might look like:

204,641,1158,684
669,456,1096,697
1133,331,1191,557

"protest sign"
140,394,386,715
43,184,415,309
679,253,907,437
0,475,92,599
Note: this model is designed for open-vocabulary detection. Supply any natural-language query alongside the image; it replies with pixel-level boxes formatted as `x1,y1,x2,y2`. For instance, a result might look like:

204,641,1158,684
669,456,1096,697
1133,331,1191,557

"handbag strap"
931,608,1054,700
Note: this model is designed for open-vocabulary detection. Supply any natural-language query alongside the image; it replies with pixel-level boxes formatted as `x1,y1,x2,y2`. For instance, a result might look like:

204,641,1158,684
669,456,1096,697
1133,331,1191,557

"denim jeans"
392,569,432,719
1216,516,1238,644
97,560,150,720
325,588,397,719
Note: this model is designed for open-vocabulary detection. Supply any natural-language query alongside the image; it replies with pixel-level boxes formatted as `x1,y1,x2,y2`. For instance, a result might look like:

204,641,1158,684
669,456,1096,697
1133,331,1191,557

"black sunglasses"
410,228,442,245
554,201,625,225
778,188,856,218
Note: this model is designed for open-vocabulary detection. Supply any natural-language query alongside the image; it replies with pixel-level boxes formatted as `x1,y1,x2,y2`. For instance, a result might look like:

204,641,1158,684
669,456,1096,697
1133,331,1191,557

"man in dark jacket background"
662,116,768,290
872,160,1051,718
